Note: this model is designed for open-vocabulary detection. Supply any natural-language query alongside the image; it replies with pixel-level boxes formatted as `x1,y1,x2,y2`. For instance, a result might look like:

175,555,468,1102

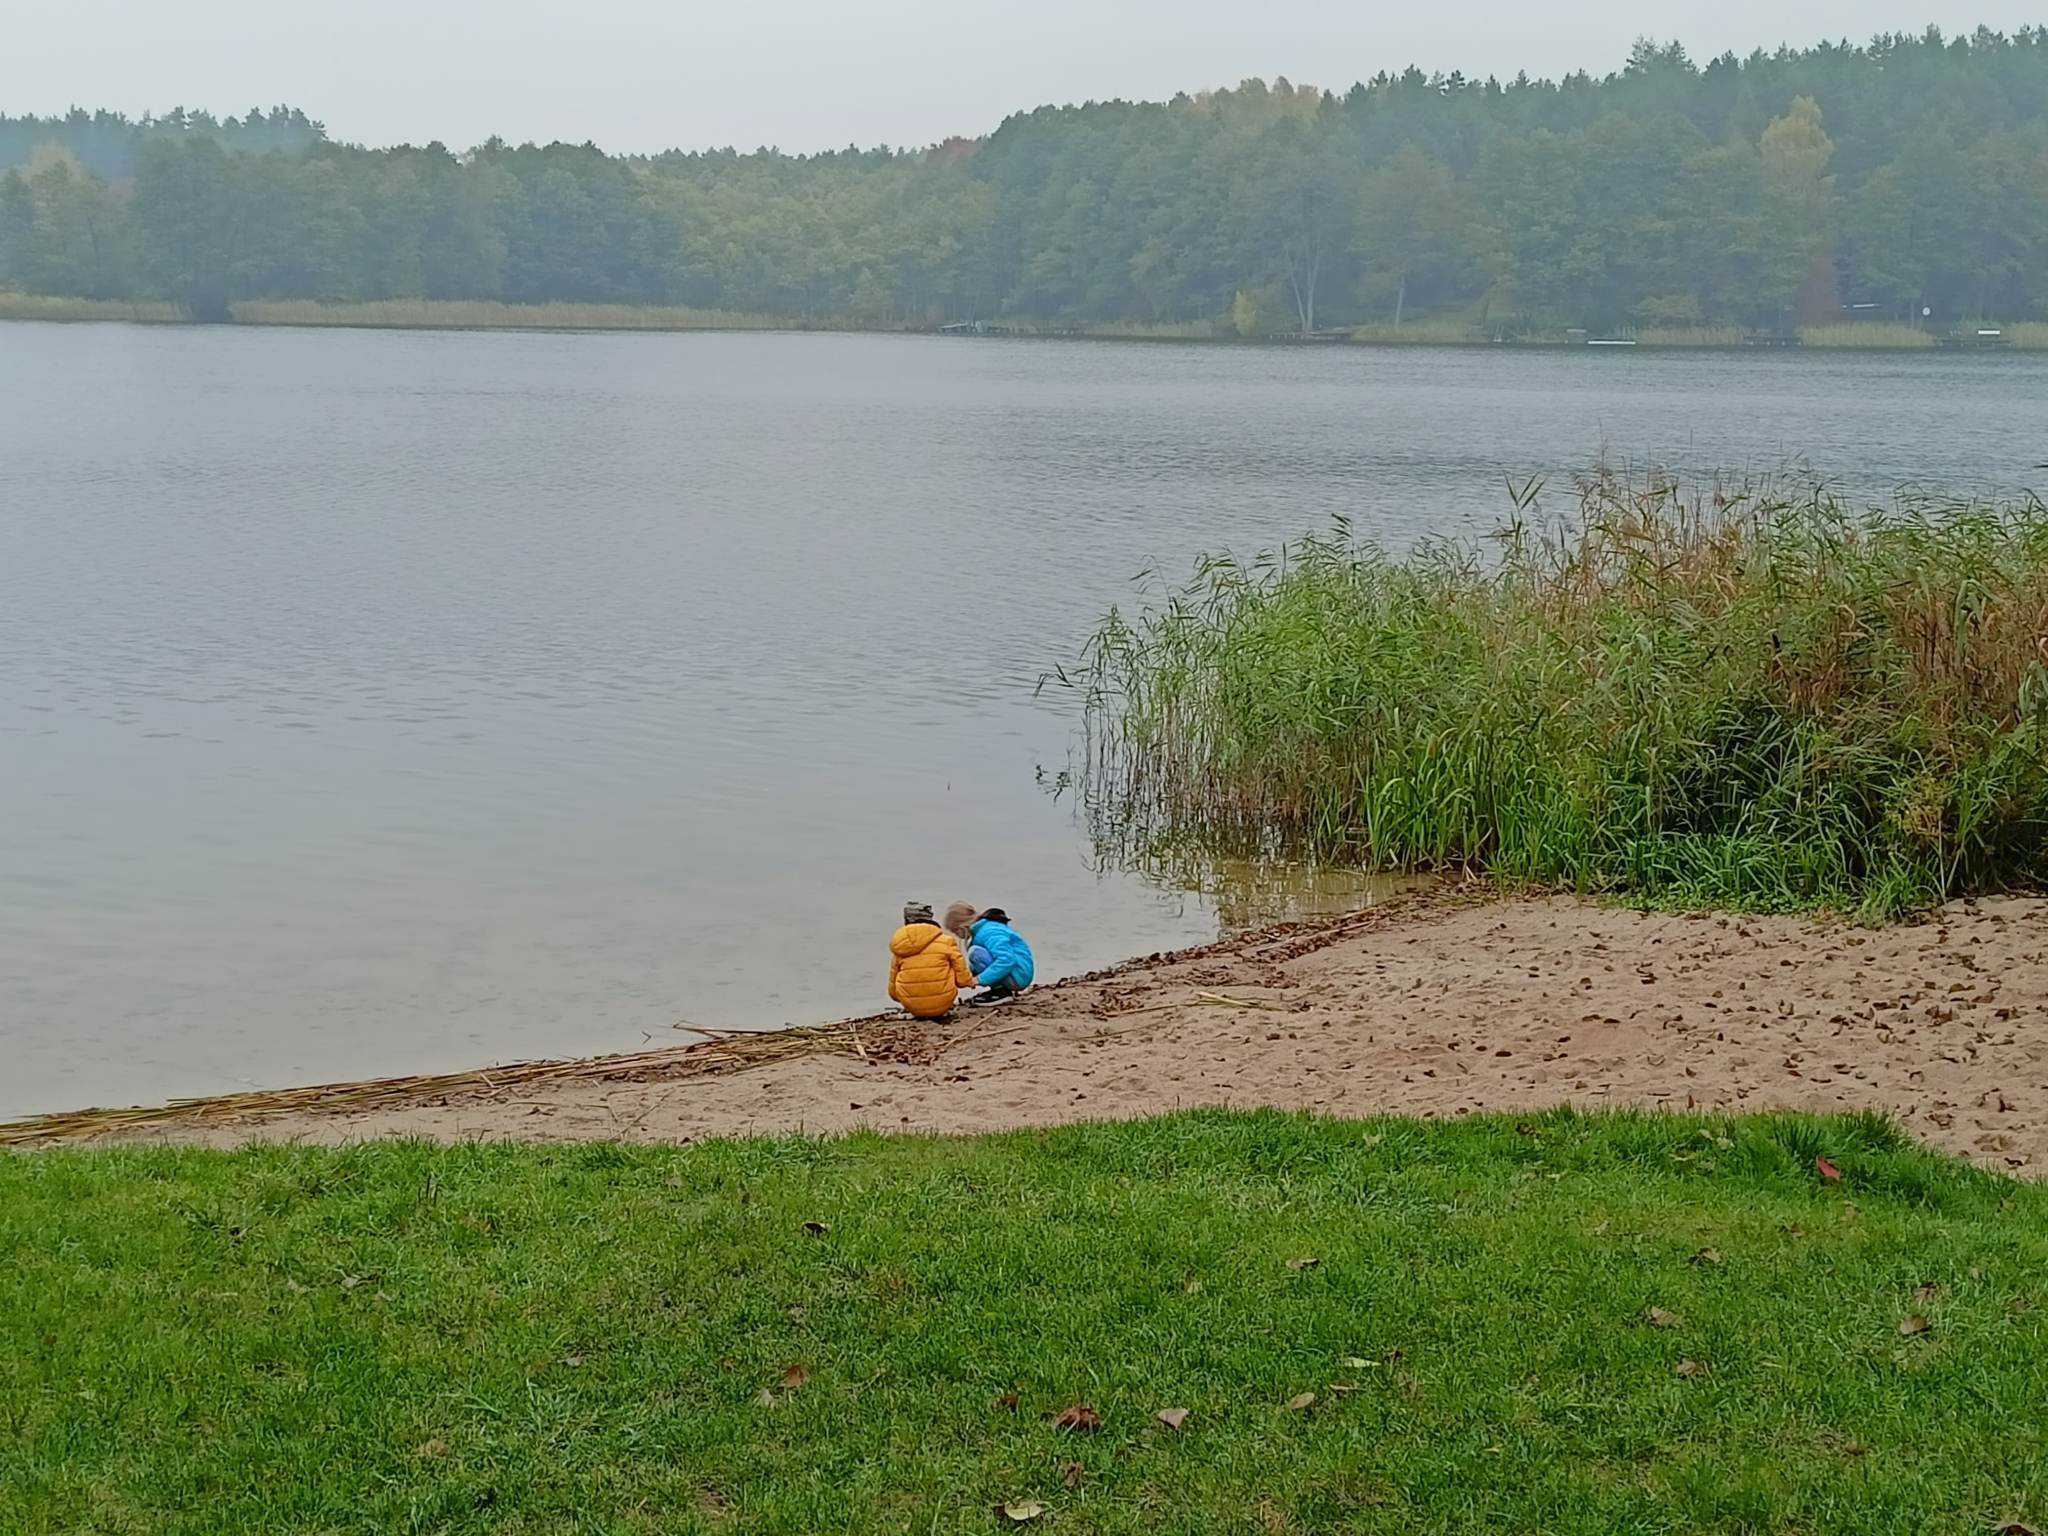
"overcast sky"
5,1,2043,154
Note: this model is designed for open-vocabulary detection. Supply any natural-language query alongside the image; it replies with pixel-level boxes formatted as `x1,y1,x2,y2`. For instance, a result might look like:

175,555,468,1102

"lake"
4,324,2045,1118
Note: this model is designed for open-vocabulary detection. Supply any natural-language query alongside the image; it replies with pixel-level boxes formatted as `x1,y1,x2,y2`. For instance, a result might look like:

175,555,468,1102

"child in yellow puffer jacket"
888,901,975,1018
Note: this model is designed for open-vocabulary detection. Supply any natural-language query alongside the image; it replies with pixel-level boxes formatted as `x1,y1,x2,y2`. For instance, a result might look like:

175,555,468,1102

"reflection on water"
4,325,2046,1116
1193,860,1434,932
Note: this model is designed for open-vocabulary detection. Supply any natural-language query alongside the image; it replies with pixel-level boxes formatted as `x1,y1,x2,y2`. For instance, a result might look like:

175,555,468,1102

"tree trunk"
1293,248,1319,336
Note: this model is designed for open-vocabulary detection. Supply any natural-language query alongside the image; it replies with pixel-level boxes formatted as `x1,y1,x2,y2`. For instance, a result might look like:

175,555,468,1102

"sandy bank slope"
98,893,2048,1170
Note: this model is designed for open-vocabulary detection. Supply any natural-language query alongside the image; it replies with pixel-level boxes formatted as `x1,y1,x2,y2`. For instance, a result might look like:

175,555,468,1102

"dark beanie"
902,901,935,925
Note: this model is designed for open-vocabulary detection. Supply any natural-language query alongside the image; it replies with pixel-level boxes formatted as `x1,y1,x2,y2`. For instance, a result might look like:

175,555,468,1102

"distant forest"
6,28,2048,332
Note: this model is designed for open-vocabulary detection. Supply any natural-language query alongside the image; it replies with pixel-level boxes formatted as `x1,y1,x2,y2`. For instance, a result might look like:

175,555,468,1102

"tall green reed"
1072,471,2048,918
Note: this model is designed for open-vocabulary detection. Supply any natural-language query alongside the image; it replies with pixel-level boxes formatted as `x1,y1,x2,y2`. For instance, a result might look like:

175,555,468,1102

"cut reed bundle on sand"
0,1025,876,1148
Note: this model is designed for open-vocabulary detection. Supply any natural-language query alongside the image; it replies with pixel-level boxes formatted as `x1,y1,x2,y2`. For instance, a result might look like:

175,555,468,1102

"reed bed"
1347,319,1490,345
1073,471,2048,918
1632,324,1747,347
227,299,794,332
0,292,185,323
2005,322,2048,350
1009,318,1226,341
0,1025,866,1146
1799,321,1936,349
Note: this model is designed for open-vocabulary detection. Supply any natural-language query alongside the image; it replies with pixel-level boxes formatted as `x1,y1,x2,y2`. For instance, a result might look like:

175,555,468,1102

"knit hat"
902,901,935,925
979,907,1011,925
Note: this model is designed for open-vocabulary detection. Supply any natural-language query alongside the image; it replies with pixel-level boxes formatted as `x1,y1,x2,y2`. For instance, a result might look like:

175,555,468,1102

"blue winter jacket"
969,918,1035,990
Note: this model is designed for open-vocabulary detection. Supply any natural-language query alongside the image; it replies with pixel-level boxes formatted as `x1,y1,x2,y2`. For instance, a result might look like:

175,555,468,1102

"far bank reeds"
0,292,185,323
1799,321,1937,349
226,299,795,331
1074,473,2048,917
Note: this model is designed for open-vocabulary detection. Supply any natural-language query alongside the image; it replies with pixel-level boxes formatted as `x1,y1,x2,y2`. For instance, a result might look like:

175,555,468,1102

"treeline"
6,28,2048,331
0,106,322,181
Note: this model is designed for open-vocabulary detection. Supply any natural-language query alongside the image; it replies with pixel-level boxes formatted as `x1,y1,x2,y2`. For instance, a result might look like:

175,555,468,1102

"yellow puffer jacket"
888,923,973,1018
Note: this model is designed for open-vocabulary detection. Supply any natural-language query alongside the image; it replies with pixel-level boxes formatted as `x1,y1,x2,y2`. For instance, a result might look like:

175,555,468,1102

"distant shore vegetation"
8,291,2048,351
7,28,2048,340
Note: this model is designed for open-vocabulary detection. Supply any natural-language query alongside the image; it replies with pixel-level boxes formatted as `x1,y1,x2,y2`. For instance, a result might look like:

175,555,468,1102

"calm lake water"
5,324,2046,1117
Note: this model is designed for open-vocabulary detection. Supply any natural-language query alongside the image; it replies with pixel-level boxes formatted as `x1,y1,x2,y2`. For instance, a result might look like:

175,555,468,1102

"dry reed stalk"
1194,990,1275,1010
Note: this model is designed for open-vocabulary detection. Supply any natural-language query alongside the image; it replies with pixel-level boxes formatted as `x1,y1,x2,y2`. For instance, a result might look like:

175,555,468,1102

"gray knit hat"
902,901,935,925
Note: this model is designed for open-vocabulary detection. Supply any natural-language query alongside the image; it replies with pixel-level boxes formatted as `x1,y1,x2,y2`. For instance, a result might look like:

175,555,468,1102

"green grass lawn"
4,1110,2045,1535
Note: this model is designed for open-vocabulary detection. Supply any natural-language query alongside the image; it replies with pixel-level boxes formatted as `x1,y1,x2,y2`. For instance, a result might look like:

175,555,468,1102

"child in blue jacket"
945,903,1035,1004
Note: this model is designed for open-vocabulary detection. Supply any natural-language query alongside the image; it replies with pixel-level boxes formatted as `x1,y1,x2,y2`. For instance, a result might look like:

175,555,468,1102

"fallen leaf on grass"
1286,1256,1320,1272
801,1220,829,1235
282,1279,308,1295
1898,1313,1931,1337
1674,1358,1709,1378
415,1439,449,1459
1156,1407,1189,1430
995,1392,1020,1413
999,1501,1046,1523
1816,1155,1843,1182
1338,1356,1375,1369
339,1275,365,1291
1913,1282,1944,1305
753,1388,779,1408
779,1365,809,1390
1061,1461,1085,1489
1691,1248,1725,1267
1646,1307,1682,1329
1994,1523,2040,1536
1286,1392,1317,1412
1183,1278,1203,1295
561,1355,584,1368
1051,1403,1101,1433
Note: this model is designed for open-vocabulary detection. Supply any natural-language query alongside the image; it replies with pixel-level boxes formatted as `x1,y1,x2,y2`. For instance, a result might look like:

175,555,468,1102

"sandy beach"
24,888,2042,1172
